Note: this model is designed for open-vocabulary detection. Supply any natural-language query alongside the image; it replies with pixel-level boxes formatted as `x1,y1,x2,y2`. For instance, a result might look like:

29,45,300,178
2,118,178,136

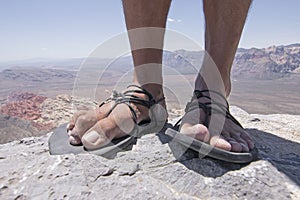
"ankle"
127,84,167,122
194,76,231,98
132,83,164,102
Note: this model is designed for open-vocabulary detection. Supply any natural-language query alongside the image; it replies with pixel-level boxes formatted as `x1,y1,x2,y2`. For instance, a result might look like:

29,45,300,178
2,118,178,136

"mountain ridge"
1,43,299,80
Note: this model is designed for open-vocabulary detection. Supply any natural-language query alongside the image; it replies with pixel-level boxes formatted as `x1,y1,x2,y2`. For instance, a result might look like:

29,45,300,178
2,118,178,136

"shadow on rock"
247,128,300,186
157,128,300,185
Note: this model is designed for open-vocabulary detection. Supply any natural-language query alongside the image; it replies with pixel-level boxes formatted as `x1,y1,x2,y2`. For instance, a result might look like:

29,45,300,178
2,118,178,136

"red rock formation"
0,92,52,131
0,92,99,137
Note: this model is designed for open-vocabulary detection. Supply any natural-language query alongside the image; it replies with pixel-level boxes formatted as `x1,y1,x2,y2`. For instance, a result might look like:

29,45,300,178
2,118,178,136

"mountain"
162,50,204,74
0,68,75,82
233,44,300,79
0,44,299,80
0,44,299,115
163,43,300,79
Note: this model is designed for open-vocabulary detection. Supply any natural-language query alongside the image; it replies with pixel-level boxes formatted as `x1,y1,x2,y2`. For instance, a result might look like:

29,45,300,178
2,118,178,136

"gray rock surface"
0,114,41,144
0,106,299,199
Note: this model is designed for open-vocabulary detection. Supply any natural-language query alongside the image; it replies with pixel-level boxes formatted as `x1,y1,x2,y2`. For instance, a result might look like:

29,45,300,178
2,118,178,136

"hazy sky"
0,0,299,61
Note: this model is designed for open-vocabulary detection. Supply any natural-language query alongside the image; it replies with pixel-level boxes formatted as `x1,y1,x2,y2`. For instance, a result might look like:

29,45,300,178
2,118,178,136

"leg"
67,0,171,149
198,0,252,96
123,0,171,100
180,0,254,152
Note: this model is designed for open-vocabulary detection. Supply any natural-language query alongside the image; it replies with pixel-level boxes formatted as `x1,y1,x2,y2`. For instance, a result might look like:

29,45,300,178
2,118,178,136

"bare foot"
179,90,254,153
67,86,167,150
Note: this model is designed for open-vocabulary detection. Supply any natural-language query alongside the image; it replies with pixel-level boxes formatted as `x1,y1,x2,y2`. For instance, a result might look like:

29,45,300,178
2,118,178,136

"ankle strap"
175,89,243,128
99,85,164,124
125,85,165,106
193,90,229,109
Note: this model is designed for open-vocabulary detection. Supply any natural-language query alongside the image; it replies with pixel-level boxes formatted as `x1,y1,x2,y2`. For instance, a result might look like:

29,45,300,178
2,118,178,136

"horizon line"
0,42,299,63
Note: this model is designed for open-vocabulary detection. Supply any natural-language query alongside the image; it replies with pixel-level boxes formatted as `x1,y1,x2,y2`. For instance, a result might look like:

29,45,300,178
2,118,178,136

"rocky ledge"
0,107,299,199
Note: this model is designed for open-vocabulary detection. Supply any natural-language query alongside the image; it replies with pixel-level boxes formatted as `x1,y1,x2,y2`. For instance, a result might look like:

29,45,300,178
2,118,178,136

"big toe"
82,130,110,150
81,118,120,150
180,123,210,142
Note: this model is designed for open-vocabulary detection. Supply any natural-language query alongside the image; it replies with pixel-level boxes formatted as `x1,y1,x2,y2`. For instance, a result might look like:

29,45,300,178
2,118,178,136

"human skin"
67,0,254,152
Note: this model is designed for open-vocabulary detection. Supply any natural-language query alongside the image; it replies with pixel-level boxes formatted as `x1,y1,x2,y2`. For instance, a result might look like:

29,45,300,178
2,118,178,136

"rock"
0,92,47,124
0,93,98,144
163,44,300,80
233,44,300,79
0,106,299,199
0,113,43,144
34,94,98,129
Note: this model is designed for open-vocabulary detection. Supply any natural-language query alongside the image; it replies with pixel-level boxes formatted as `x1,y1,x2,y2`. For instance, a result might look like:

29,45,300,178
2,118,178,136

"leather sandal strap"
99,85,164,125
176,90,243,128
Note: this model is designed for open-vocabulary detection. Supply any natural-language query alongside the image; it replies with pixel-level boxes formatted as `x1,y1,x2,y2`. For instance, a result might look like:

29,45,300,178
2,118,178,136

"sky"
0,0,299,62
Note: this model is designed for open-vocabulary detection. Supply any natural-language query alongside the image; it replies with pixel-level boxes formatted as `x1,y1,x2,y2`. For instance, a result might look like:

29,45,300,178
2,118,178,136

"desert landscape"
1,43,299,110
0,44,299,199
0,44,299,143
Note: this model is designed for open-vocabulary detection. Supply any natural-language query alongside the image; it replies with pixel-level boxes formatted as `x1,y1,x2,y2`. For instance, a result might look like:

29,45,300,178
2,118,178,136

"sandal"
49,85,167,158
166,89,257,163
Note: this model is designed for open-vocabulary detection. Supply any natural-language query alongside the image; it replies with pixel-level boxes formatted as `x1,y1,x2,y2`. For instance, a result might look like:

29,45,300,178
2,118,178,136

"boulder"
0,106,299,199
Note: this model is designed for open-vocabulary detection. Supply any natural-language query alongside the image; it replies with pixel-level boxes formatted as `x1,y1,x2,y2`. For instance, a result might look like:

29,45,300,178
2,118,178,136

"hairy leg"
181,0,254,152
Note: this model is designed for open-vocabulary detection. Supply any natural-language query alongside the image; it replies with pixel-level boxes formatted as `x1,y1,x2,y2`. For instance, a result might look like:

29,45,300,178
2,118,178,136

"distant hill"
233,44,300,79
0,44,299,101
1,43,299,80
162,43,300,79
0,68,75,83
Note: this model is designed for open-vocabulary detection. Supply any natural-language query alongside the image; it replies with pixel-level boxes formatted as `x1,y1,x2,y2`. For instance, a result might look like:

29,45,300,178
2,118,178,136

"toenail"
84,131,100,143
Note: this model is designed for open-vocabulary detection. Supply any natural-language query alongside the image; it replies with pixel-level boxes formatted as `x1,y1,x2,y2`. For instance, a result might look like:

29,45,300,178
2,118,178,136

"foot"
179,90,254,153
67,85,167,150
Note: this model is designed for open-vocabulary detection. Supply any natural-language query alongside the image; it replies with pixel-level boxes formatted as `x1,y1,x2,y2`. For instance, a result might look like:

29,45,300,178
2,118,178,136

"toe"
67,110,87,131
67,110,100,146
208,130,239,152
68,129,83,145
210,135,232,151
180,123,210,142
227,138,243,152
68,135,82,145
224,119,254,152
81,118,121,150
240,130,255,150
82,130,110,150
232,135,249,152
